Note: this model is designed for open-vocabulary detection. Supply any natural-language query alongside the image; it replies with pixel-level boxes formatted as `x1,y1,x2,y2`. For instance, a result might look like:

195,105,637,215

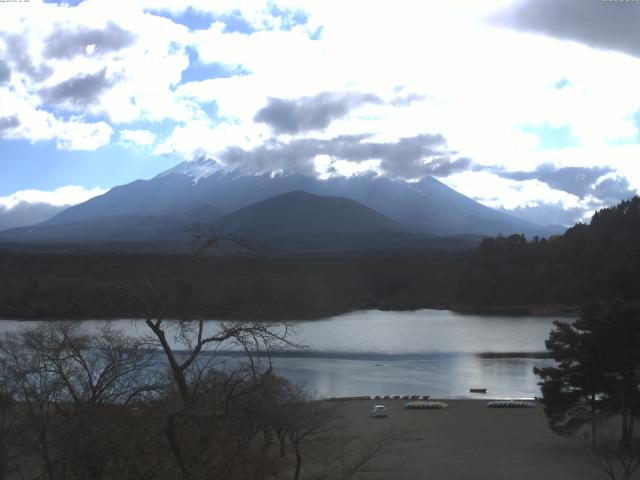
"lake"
0,309,567,399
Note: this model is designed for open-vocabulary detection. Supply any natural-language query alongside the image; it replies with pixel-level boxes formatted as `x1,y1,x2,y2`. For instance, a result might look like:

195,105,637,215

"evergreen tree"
535,301,640,445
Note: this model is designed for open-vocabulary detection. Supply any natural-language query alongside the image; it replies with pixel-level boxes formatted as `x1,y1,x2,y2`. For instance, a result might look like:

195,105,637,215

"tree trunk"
145,320,191,406
293,445,302,480
622,411,630,444
591,396,598,448
163,415,190,480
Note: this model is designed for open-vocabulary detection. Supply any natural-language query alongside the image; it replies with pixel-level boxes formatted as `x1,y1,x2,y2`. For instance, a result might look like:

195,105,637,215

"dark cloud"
220,133,463,179
1,34,52,81
0,116,20,136
501,203,585,227
0,60,10,83
493,0,640,58
0,202,65,231
422,157,472,177
592,176,637,204
39,68,112,107
254,92,383,134
390,93,426,107
43,22,136,59
498,164,612,198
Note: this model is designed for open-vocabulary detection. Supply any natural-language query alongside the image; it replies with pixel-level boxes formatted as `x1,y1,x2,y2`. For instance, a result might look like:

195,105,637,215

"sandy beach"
330,399,603,480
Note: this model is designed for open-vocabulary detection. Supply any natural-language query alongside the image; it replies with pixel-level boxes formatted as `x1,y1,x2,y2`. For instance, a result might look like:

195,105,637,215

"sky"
1,0,639,230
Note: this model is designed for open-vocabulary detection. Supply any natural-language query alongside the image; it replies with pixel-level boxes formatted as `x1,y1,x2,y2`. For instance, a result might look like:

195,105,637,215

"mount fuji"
0,158,563,251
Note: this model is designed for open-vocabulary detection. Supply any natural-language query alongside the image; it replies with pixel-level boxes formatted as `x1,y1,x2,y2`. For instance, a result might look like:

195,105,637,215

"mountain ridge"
0,159,564,251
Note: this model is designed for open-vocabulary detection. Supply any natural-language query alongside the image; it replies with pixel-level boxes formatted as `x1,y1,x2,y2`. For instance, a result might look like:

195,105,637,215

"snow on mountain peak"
156,157,221,183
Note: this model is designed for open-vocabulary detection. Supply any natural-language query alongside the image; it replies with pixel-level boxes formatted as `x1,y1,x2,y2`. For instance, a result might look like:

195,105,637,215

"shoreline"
0,304,579,322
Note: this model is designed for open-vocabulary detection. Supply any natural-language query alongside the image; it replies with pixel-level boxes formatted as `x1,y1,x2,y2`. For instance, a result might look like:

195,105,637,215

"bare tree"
285,393,344,480
310,428,399,480
590,426,640,480
0,390,22,480
0,322,159,480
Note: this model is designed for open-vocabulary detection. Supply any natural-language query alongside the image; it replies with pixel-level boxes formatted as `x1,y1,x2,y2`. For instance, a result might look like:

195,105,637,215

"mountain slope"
217,190,402,237
0,214,191,243
41,158,560,238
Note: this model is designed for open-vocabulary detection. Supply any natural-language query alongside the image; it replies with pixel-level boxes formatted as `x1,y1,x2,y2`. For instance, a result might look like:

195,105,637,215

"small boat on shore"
470,388,487,393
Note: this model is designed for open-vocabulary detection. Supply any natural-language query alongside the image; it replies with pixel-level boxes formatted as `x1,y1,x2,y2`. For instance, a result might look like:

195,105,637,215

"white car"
369,405,389,418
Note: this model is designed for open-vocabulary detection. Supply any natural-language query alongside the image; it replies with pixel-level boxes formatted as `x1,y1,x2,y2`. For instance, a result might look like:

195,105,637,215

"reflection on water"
291,309,560,354
252,353,553,399
0,309,568,398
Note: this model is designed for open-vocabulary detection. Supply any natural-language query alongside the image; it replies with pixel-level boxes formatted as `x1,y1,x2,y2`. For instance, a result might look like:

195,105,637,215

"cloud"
500,202,586,227
254,91,383,134
43,21,136,59
1,33,53,81
0,202,66,231
0,60,10,83
498,164,613,198
390,93,426,107
0,185,108,230
0,116,20,136
493,0,640,58
421,157,472,177
592,175,637,204
119,129,156,147
39,68,112,107
54,119,113,151
0,185,107,210
477,164,636,221
219,133,463,179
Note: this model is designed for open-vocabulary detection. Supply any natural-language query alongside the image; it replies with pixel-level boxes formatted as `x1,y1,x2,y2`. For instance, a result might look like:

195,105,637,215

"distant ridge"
0,159,564,251
217,190,402,237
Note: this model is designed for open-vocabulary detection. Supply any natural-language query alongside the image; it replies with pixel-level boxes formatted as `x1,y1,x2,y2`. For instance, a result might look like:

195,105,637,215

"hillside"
5,159,561,247
455,196,640,308
217,190,402,236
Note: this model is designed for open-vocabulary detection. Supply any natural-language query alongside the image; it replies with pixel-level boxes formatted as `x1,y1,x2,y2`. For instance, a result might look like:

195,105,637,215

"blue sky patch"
146,7,215,31
520,123,579,150
146,7,257,34
180,47,250,84
268,4,309,30
42,0,86,6
554,78,570,90
0,139,173,196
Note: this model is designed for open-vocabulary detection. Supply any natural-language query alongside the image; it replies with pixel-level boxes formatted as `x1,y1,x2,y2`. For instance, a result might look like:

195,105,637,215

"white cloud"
0,0,639,215
54,118,113,150
0,184,108,230
443,171,581,211
0,185,108,210
119,129,156,147
154,119,269,158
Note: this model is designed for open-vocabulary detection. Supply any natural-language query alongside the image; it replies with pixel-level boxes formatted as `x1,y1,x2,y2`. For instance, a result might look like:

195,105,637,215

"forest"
0,196,638,320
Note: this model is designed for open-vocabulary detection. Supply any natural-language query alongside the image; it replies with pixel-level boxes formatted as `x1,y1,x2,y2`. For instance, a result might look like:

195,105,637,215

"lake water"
0,309,567,399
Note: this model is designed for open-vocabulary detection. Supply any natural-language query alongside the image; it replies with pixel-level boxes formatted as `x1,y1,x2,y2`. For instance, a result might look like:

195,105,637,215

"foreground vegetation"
535,300,640,480
0,321,393,480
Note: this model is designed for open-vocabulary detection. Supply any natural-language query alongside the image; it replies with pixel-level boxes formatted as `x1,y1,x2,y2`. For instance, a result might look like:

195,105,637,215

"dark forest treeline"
1,196,639,320
0,250,463,320
455,196,640,309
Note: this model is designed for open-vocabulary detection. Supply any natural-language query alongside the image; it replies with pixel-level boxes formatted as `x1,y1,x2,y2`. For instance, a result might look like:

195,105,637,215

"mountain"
46,158,559,234
0,214,191,244
0,158,563,250
217,191,401,237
